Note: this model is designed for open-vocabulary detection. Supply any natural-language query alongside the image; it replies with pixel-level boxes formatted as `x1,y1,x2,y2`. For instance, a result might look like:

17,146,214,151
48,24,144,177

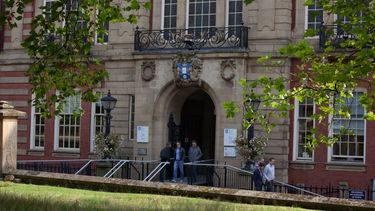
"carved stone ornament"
141,61,155,81
220,59,236,81
172,52,202,87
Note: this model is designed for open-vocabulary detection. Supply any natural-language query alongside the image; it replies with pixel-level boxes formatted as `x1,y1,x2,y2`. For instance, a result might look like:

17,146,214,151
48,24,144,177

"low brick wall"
4,169,375,211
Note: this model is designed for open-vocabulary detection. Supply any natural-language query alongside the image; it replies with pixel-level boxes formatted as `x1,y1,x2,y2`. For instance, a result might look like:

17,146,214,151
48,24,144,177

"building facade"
0,0,373,189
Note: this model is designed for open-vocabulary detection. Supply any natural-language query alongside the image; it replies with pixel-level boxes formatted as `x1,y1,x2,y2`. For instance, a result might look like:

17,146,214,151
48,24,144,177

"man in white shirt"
263,158,275,192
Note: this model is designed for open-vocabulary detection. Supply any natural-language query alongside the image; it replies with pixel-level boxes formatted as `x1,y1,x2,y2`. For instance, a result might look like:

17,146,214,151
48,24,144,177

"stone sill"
326,162,366,172
52,151,80,158
28,149,44,156
290,161,315,170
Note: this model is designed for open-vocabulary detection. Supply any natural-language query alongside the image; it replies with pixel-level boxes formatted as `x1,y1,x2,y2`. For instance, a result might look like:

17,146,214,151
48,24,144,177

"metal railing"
17,159,160,180
20,159,375,200
134,26,248,51
319,24,370,49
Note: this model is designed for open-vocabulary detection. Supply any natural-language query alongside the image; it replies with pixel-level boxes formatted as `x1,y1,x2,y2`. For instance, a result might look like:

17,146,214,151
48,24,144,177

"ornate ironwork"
135,26,248,51
319,24,368,49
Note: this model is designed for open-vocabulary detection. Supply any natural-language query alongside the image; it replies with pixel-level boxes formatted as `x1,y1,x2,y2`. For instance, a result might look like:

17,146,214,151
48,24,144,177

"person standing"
263,158,275,192
159,142,173,182
172,141,186,183
253,157,265,172
188,140,203,182
253,163,265,191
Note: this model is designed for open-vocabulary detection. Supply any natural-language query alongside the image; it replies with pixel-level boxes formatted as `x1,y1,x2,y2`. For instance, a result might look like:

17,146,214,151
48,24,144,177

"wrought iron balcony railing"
319,24,367,49
134,26,249,51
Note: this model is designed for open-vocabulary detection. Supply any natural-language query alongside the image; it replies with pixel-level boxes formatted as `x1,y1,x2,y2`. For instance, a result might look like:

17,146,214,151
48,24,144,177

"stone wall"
5,169,375,211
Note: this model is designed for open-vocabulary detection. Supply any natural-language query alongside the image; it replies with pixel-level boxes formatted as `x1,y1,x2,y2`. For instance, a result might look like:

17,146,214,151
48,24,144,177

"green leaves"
222,101,239,119
223,0,375,150
20,0,151,117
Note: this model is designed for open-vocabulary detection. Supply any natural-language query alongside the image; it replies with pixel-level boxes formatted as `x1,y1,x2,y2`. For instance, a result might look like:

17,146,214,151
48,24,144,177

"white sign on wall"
224,147,236,157
224,128,237,146
137,126,149,143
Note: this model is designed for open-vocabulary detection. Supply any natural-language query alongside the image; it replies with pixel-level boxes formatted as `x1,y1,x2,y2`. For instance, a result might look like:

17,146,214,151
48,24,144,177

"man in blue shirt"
264,158,275,192
172,141,186,182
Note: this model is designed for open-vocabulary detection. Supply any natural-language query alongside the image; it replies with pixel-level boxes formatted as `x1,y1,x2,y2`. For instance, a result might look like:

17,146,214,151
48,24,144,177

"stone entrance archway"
150,81,220,161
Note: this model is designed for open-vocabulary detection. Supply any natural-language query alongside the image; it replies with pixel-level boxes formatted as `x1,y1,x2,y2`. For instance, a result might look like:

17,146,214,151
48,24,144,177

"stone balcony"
134,26,249,52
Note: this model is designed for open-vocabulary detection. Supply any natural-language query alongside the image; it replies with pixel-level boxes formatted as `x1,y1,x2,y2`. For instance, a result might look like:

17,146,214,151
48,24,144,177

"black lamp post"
101,90,117,138
244,96,261,147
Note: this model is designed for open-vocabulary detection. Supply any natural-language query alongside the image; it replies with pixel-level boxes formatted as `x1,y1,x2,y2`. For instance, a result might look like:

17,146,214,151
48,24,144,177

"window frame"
54,93,82,152
185,0,217,30
160,0,177,31
293,98,315,162
90,91,105,152
304,0,323,39
327,91,367,164
30,95,45,150
225,0,243,29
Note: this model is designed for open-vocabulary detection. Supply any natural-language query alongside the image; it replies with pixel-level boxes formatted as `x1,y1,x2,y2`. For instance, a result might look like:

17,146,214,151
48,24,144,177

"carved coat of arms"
172,53,202,87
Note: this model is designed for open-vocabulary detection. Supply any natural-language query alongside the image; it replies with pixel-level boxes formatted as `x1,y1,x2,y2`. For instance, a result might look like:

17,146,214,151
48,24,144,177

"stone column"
0,101,25,177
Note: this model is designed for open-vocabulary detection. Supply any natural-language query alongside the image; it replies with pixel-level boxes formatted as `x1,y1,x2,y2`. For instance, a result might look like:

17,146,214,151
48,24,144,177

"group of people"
159,140,276,190
159,140,203,183
252,157,276,192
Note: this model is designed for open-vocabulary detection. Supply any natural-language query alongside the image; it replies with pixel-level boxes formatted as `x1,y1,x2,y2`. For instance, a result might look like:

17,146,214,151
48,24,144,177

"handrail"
143,162,164,182
106,161,128,178
146,162,169,182
103,161,124,178
75,160,93,175
183,163,323,197
18,159,323,197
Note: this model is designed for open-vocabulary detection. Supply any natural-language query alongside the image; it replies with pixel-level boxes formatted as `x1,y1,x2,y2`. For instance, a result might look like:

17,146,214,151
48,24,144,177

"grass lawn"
0,181,317,211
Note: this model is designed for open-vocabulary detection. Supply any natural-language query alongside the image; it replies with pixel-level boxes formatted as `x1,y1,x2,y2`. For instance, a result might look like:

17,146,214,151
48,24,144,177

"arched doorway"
180,90,215,160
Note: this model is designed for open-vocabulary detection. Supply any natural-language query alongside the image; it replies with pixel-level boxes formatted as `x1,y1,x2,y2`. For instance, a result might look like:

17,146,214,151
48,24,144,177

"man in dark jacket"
253,163,265,191
159,142,172,182
188,140,203,182
172,141,186,182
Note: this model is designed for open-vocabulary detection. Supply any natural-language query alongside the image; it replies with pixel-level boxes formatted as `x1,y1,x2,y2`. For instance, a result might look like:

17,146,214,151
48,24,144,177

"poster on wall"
224,147,236,157
137,126,149,143
224,128,237,146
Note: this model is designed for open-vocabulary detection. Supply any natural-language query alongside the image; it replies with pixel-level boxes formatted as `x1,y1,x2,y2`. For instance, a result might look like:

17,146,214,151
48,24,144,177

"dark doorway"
181,90,215,160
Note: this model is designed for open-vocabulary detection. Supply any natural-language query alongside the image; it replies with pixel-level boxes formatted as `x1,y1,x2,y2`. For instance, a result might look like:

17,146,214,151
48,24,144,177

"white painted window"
187,0,216,31
331,92,365,163
90,92,105,152
129,95,135,140
161,0,177,31
225,0,242,37
227,0,242,28
54,94,81,151
305,0,323,33
30,99,45,149
293,98,314,161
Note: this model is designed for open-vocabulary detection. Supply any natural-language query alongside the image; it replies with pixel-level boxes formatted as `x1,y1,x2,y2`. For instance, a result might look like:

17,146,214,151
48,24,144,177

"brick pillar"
0,101,25,177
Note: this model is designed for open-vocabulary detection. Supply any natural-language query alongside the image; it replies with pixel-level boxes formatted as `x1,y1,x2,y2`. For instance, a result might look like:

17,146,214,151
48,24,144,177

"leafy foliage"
4,0,151,118
224,0,375,148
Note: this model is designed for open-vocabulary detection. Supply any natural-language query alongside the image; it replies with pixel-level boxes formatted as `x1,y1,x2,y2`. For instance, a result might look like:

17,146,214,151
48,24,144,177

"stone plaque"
138,148,147,155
